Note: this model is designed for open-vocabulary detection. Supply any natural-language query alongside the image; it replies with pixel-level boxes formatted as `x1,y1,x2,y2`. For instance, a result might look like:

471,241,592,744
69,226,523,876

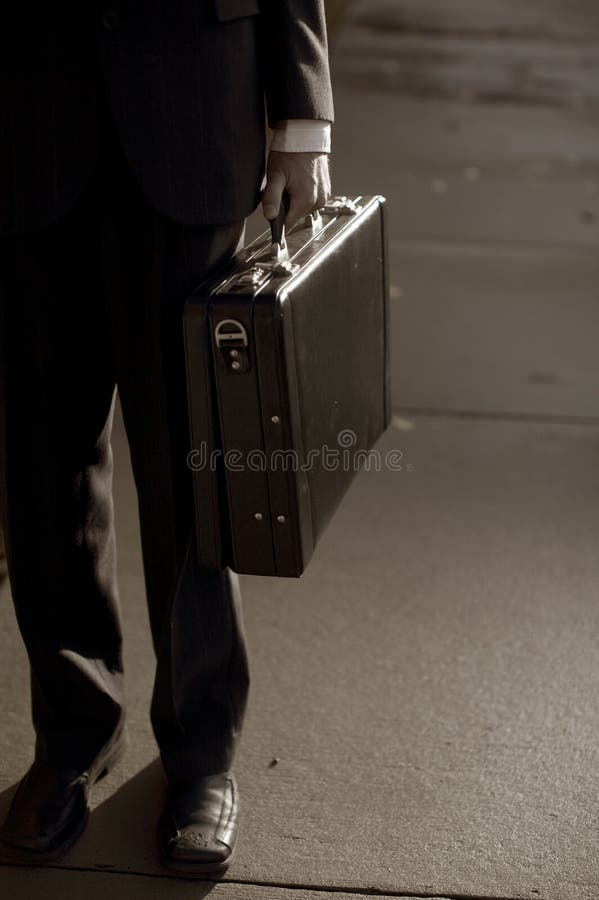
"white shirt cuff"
270,119,332,153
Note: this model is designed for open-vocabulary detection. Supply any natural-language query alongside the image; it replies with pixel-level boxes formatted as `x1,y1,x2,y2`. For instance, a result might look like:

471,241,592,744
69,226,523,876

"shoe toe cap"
166,828,233,864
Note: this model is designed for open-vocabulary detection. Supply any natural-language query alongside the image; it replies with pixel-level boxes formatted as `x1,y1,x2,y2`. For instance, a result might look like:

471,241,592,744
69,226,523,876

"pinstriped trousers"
0,92,250,782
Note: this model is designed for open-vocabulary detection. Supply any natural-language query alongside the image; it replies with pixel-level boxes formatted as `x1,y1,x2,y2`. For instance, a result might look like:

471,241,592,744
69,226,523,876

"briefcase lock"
230,266,268,290
228,260,299,291
322,196,362,216
270,260,300,278
214,319,250,373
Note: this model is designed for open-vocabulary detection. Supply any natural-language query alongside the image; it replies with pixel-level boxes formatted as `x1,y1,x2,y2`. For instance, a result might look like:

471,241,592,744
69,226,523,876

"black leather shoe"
158,772,239,876
0,730,126,863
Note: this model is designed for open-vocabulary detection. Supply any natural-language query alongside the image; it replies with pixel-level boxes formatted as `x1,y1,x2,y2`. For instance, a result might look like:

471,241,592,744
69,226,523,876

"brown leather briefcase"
183,194,390,576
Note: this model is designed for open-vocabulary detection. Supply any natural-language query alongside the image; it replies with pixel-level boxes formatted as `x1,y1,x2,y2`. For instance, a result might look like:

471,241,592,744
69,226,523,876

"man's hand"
261,151,331,228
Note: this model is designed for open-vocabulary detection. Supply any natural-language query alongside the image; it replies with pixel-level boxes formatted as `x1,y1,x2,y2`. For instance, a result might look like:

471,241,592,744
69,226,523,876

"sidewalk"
2,3,599,899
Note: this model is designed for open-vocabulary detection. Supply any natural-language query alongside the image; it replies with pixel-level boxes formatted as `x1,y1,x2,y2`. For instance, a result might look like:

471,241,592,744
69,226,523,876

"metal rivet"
276,515,286,524
254,512,263,521
231,361,241,370
271,415,281,424
230,349,239,358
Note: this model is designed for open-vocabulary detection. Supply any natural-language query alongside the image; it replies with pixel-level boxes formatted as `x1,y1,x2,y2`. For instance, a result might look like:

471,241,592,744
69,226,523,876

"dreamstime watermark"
187,428,414,474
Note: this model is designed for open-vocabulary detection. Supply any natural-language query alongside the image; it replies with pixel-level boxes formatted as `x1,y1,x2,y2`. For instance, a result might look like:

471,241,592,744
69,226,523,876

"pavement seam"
0,862,548,900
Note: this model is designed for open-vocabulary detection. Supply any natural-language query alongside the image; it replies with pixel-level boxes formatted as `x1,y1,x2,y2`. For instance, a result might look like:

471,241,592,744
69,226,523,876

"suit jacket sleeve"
260,0,335,127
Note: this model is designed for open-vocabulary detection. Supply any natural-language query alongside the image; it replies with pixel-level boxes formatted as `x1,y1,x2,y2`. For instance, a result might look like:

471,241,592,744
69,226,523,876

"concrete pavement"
2,2,599,898
3,409,599,899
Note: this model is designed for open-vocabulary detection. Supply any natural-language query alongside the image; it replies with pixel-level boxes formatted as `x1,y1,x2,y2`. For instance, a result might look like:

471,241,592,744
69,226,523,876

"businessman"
0,1,334,876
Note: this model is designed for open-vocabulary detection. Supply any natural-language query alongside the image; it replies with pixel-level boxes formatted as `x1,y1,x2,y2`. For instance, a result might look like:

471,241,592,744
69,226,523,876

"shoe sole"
0,730,127,865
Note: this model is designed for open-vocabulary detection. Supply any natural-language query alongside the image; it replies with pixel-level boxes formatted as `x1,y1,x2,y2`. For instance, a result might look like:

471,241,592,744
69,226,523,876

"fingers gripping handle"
270,192,290,260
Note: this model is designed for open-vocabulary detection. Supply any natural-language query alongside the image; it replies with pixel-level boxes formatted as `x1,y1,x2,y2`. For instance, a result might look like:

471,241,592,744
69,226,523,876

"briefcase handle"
268,192,325,264
269,192,290,260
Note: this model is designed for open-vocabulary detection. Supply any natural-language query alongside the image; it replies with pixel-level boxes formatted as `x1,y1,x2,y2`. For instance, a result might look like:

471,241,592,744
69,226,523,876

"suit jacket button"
102,8,120,28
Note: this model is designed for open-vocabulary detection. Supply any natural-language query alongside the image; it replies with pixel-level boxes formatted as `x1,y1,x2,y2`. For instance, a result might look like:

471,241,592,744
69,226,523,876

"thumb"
262,168,286,221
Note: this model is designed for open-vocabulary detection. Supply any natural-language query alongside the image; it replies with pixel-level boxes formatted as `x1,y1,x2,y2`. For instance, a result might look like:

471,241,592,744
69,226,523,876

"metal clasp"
322,196,362,216
271,260,300,278
304,210,323,232
228,257,299,286
214,319,248,349
229,265,268,292
270,240,289,265
214,319,250,372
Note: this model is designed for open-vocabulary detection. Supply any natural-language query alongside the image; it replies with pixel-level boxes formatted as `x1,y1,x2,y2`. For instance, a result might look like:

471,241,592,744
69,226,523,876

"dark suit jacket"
0,1,335,234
